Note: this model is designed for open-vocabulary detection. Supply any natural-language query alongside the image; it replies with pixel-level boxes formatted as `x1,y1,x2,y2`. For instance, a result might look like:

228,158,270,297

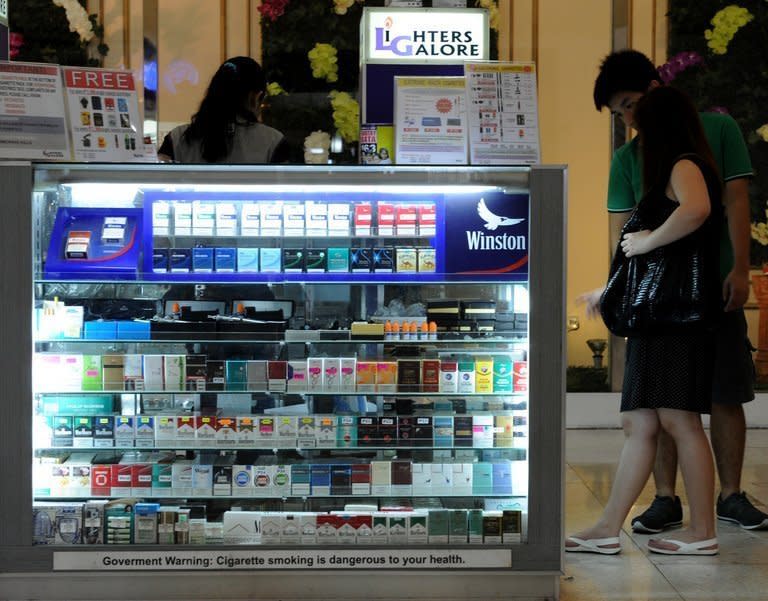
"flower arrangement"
329,90,359,143
259,0,290,23
9,0,109,67
657,51,703,84
53,0,94,42
333,0,362,16
704,5,754,54
267,82,286,97
308,43,339,83
667,0,768,267
304,130,331,164
475,0,499,31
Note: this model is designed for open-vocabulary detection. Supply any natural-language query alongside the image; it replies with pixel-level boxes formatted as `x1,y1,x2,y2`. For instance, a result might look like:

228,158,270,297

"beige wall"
92,0,682,368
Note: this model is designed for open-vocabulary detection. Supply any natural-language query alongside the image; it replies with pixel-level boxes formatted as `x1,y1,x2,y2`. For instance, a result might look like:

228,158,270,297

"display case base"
0,570,560,600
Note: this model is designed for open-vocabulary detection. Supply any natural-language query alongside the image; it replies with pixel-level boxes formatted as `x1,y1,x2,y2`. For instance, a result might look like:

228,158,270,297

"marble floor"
561,428,768,601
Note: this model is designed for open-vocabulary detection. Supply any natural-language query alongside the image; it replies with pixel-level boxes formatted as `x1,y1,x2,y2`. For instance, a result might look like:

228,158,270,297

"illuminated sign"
362,7,489,63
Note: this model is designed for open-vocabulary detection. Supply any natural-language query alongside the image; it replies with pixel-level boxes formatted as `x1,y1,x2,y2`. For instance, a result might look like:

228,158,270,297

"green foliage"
566,366,610,393
260,0,368,163
667,1,768,265
9,0,108,67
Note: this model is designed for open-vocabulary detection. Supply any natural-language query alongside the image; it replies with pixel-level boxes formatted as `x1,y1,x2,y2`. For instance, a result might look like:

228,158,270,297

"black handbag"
599,163,721,337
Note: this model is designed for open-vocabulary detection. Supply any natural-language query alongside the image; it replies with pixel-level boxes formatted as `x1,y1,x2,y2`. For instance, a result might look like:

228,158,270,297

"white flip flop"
647,537,719,555
565,536,621,555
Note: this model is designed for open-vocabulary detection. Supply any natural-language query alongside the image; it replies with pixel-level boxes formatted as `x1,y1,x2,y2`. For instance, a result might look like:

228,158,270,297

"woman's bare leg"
567,409,660,543
652,408,716,548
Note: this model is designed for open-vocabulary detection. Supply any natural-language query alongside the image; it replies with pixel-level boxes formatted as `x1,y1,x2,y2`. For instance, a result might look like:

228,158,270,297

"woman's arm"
157,132,175,163
620,159,711,257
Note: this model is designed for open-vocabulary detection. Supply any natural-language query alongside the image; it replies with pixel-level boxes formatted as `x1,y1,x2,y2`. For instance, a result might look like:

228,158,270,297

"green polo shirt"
606,111,753,280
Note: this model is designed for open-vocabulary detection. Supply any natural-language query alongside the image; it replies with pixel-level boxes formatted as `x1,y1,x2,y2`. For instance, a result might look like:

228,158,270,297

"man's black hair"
593,49,661,111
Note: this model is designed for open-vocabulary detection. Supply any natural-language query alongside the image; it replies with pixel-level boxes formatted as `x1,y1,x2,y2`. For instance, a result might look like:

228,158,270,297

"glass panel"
31,165,530,548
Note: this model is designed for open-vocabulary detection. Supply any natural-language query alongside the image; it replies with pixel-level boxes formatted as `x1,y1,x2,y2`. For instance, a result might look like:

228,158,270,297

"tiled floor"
561,428,768,601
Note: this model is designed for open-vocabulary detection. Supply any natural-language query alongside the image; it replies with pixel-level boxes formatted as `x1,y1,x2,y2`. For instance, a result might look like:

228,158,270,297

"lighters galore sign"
363,8,488,62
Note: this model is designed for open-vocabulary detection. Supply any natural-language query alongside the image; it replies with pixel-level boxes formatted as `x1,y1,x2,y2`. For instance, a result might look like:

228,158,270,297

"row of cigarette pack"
35,355,528,395
34,457,526,499
40,414,528,450
152,200,437,238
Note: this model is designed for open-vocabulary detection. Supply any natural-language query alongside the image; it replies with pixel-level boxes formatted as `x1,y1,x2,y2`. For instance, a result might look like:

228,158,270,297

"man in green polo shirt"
592,49,767,531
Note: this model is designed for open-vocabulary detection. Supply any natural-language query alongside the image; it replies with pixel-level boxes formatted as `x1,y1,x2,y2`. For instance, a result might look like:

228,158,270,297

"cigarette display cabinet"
0,162,566,600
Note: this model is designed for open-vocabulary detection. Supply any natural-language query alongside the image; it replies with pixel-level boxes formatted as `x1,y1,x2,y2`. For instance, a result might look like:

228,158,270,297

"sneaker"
717,492,768,530
631,495,683,533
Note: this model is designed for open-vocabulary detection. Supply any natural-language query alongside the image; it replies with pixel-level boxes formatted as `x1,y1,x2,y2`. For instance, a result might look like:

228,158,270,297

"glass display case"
0,163,566,600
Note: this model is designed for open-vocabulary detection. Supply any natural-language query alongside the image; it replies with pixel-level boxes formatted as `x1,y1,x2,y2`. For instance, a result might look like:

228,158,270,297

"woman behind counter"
158,56,288,164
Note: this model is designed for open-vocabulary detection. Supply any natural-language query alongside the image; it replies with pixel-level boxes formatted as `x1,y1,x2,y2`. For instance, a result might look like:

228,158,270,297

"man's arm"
723,177,751,310
609,212,631,259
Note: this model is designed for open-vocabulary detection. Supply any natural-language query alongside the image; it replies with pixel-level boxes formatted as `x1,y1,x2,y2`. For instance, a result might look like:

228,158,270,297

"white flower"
304,130,330,164
53,0,95,43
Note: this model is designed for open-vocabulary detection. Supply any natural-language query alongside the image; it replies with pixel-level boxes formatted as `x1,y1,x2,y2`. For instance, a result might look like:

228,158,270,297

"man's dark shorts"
712,308,755,405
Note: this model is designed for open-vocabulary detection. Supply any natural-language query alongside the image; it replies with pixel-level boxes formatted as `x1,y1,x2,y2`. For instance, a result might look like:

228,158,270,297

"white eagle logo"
477,198,526,231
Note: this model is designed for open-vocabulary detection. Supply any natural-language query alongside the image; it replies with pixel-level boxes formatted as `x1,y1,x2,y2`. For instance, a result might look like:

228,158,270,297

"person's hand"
723,268,750,311
620,230,653,257
575,287,605,319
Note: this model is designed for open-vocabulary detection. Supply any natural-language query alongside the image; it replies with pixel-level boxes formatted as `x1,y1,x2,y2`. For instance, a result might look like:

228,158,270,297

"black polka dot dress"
621,331,715,414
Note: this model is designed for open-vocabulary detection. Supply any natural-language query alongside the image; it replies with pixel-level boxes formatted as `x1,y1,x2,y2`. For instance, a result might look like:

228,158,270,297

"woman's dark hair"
183,56,267,162
634,86,718,196
593,49,660,111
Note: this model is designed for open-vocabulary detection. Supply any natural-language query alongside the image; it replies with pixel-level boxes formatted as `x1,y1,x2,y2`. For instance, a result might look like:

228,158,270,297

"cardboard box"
174,202,192,235
81,355,103,391
214,202,237,235
337,416,357,448
310,464,331,496
215,247,237,272
192,201,215,235
354,202,372,235
371,461,391,495
192,247,214,273
237,247,259,272
169,248,192,273
291,464,311,496
236,416,256,446
475,355,494,393
376,361,397,393
351,464,371,495
322,358,341,392
259,247,281,272
258,417,274,445
297,417,316,448
276,416,297,448
357,417,377,447
240,202,260,236
396,205,417,235
268,361,287,392
327,247,349,272
260,202,282,236
223,511,261,544
195,416,217,447
316,416,337,448
283,202,305,236
232,465,254,497
102,355,124,391
306,201,328,236
328,203,350,235
356,361,376,392
377,203,395,236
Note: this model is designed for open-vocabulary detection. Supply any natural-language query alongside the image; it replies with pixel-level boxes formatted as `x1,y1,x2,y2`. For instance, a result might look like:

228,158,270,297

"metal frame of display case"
0,163,566,601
